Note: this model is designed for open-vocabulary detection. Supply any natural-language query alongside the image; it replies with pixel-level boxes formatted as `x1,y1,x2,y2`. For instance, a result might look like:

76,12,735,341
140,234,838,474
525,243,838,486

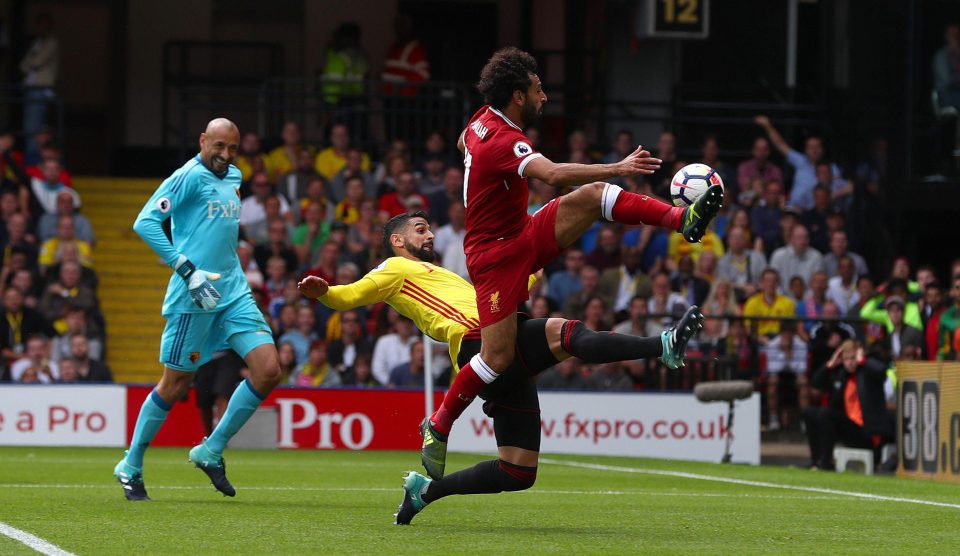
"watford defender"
297,212,704,524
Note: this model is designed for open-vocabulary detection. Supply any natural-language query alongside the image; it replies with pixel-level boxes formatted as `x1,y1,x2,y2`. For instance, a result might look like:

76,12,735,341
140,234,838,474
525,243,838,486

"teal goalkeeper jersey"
133,155,248,316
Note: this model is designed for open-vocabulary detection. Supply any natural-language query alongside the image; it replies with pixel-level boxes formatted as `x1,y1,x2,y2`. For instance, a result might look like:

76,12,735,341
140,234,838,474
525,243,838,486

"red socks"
602,183,682,230
430,357,496,436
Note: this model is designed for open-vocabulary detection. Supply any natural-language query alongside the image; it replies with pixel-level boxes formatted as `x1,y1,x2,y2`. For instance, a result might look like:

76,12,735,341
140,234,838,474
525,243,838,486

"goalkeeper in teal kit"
113,118,282,500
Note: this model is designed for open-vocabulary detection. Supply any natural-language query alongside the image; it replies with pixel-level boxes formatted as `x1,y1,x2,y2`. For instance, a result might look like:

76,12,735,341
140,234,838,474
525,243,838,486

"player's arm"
457,128,466,154
300,259,403,310
522,145,660,187
753,115,791,155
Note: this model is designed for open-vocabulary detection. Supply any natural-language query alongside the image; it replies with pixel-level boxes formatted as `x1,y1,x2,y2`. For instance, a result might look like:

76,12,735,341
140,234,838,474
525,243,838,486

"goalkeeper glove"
174,255,222,310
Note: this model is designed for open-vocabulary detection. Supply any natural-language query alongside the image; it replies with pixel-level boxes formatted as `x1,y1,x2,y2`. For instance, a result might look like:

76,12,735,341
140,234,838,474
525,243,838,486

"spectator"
763,326,809,431
279,305,319,365
266,121,313,180
432,202,465,262
744,268,795,341
68,333,112,382
717,226,766,304
671,255,711,307
10,335,58,383
330,147,377,203
883,296,924,359
292,202,331,268
803,341,892,470
38,261,99,325
538,358,588,390
528,295,553,319
562,265,600,321
418,154,447,197
378,171,428,218
697,250,719,282
320,21,369,114
649,131,677,197
598,247,651,317
38,214,92,270
315,123,371,181
808,301,855,372
770,224,825,293
823,230,869,280
427,167,463,227
666,224,724,268
787,275,807,306
586,225,621,272
253,219,298,275
815,161,853,210
417,130,455,170
933,23,960,112
701,134,732,187
389,340,426,387
800,185,832,253
328,309,373,376
797,271,829,337
333,175,366,224
57,358,79,383
737,137,784,200
601,130,634,186
27,159,78,222
5,268,42,308
279,149,321,219
238,241,264,289
306,241,342,285
381,13,430,97
292,340,341,387
276,342,298,384
342,353,380,387
193,351,243,434
377,152,411,196
827,255,860,314
613,295,658,338
20,14,59,151
861,278,923,335
937,276,960,360
43,241,97,290
240,172,293,240
753,115,842,211
344,199,380,270
548,249,585,308
50,305,102,363
235,131,267,183
0,131,28,192
3,214,38,269
0,286,55,364
647,271,689,330
371,312,418,385
586,361,633,391
921,280,946,360
582,296,611,332
297,176,336,224
701,280,739,342
37,190,94,245
245,197,288,246
738,176,765,208
750,179,784,255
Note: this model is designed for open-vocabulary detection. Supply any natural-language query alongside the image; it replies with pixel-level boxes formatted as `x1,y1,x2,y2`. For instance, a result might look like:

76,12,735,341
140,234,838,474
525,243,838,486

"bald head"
199,118,240,175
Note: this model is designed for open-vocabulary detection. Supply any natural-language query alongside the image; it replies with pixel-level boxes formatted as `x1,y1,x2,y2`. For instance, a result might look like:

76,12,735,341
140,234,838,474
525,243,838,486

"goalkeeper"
298,211,703,524
113,118,282,501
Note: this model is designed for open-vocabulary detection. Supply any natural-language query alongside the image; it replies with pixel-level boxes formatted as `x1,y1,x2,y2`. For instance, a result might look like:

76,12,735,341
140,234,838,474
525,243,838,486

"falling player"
113,118,282,500
296,211,704,524
421,47,722,478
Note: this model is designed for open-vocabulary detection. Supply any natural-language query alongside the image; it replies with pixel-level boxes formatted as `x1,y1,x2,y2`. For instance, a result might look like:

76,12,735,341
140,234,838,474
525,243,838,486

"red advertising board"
126,386,443,450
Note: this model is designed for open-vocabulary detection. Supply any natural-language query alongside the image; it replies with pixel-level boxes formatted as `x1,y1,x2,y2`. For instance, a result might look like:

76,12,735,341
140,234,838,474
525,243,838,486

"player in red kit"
420,47,722,479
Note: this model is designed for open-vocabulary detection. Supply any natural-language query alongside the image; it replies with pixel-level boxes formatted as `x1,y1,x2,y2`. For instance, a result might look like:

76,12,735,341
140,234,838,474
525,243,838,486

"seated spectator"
717,226,766,304
671,255,710,307
371,312,418,385
417,130,456,170
253,219,298,275
277,342,298,384
418,154,447,197
389,340,426,387
306,241,342,285
344,199,380,270
4,268,42,308
800,185,833,253
884,296,924,359
538,358,587,390
586,361,633,391
240,172,293,241
0,287,55,364
238,241,264,289
548,249,584,308
427,167,463,227
796,271,829,337
377,152,411,197
10,335,58,383
57,358,80,383
823,230,868,279
648,271,689,330
736,137,783,200
744,268,796,342
701,134,733,187
51,305,103,362
38,214,93,270
440,233,469,281
432,202,465,263
342,353,380,387
750,179,784,255
292,340,341,387
802,340,892,470
333,175,366,224
245,197,289,246
235,131,268,183
701,280,739,342
764,326,809,431
37,190,94,245
787,275,807,306
292,202,331,268
598,247,651,318
25,142,73,186
43,241,98,290
921,280,947,361
582,296,611,332
3,214,39,269
562,265,600,321
279,305,320,364
328,309,373,376
601,129,635,186
315,123,370,181
296,176,336,223
613,295,658,338
566,130,592,163
827,255,859,313
26,158,78,222
330,147,377,203
770,224,825,293
378,171,428,218
68,333,112,381
38,261,99,328
586,225,621,272
266,121,314,180
279,148,321,218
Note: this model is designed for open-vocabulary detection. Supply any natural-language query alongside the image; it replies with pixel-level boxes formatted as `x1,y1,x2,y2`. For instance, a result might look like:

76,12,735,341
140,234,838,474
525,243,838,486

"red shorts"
467,198,561,327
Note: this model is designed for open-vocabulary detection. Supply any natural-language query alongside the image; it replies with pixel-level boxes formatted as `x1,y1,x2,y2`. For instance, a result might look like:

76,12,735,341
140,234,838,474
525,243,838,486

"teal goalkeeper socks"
126,389,172,469
205,379,265,455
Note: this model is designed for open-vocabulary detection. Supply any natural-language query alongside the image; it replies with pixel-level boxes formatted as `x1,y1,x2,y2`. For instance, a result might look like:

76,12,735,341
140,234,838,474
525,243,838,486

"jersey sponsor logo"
206,200,241,219
513,141,532,158
470,119,489,140
156,197,171,213
489,291,501,313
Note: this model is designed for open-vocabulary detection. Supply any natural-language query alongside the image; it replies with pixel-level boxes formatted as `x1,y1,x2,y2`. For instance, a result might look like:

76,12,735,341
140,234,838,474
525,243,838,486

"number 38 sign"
898,362,960,482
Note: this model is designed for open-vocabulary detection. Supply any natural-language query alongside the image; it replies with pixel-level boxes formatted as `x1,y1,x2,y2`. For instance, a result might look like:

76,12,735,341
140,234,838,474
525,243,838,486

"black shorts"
194,351,244,408
457,316,560,452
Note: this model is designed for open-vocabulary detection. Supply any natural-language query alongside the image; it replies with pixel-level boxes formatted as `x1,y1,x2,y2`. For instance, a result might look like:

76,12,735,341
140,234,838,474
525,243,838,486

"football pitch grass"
1,447,959,554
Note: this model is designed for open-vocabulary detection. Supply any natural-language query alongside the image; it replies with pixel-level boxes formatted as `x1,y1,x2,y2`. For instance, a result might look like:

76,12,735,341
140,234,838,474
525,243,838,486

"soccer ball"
670,163,724,207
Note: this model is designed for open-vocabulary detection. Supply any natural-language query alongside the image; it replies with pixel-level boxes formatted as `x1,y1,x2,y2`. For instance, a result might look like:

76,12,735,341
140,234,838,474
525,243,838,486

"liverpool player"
421,47,722,479
296,212,703,524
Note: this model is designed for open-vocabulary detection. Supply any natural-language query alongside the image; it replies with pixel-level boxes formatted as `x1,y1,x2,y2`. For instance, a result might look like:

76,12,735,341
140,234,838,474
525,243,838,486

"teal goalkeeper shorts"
159,294,274,371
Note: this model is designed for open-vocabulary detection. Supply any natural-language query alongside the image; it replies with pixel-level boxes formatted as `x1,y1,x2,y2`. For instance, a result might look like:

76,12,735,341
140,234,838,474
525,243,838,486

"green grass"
1,447,959,554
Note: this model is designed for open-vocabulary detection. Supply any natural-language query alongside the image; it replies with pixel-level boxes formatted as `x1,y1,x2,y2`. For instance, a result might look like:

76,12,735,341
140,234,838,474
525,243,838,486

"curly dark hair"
477,47,539,109
382,210,429,256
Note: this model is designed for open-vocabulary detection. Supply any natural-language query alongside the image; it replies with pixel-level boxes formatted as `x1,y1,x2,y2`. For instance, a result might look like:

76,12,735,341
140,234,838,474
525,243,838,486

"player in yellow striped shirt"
298,211,703,525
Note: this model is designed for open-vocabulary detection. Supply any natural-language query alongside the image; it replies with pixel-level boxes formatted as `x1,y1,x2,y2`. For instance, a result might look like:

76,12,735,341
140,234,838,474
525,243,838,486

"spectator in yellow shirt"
234,131,268,183
266,121,314,180
743,268,795,342
314,123,370,180
38,214,92,270
667,226,724,266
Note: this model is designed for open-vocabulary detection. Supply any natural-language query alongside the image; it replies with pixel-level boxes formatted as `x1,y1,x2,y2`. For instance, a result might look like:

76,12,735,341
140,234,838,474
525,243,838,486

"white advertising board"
0,385,127,447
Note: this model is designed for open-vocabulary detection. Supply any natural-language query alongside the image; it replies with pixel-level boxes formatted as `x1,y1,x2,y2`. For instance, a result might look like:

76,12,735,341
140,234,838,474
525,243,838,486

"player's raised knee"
498,460,537,491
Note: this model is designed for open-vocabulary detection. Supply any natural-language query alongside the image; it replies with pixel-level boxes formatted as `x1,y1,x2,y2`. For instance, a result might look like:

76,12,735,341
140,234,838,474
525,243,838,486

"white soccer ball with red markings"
669,163,724,207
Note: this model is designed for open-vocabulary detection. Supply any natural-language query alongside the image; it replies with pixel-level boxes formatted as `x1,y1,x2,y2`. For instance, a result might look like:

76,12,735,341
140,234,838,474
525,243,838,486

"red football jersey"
461,105,542,254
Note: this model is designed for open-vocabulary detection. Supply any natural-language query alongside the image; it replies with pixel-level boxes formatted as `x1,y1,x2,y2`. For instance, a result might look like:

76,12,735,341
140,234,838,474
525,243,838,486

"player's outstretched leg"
659,305,705,369
558,320,665,364
678,184,723,243
114,385,179,501
395,471,432,525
